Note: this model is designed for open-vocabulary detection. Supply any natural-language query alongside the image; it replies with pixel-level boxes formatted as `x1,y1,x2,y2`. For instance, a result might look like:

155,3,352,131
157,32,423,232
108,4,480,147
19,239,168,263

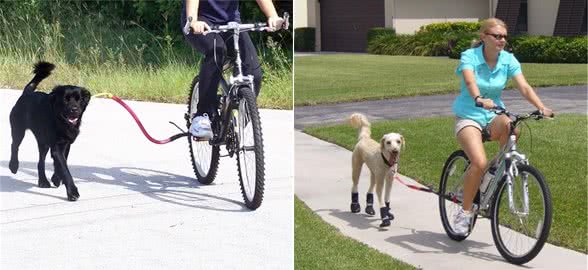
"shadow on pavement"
0,160,247,212
384,228,506,263
316,208,514,263
317,208,379,230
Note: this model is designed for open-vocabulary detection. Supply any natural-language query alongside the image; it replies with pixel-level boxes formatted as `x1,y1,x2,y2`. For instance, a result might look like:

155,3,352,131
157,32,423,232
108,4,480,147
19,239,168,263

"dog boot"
350,192,360,213
386,202,395,221
365,193,375,215
379,206,392,227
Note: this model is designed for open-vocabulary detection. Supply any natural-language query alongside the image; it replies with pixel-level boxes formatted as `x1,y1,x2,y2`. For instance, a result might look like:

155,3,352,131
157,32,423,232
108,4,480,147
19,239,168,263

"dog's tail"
23,61,55,94
349,113,371,141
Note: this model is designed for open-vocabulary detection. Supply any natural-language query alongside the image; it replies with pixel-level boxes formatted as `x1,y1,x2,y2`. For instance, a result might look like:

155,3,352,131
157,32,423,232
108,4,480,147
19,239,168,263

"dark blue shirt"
183,0,241,25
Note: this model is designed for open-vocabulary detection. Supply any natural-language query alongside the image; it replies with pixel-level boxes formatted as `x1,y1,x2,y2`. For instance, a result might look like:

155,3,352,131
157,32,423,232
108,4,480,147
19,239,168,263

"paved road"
295,85,587,129
0,89,293,269
295,85,587,269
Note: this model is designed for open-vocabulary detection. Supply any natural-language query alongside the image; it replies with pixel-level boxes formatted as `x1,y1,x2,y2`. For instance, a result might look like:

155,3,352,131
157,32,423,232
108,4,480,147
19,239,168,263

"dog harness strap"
381,153,394,167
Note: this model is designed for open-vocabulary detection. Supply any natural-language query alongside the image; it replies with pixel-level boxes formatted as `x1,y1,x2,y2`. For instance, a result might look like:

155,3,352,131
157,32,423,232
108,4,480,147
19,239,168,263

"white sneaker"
190,113,213,139
453,207,473,236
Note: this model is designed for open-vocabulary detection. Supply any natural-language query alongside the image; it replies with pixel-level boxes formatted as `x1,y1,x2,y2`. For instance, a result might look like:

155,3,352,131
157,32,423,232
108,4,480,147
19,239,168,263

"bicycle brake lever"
183,16,192,35
282,12,290,30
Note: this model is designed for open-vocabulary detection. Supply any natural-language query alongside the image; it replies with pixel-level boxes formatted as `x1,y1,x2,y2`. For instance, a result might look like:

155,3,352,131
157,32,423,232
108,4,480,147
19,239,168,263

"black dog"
9,62,91,201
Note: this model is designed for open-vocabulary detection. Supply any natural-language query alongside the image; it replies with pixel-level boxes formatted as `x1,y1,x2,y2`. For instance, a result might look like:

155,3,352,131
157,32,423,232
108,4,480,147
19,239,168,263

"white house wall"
528,0,560,36
390,0,489,34
294,0,308,28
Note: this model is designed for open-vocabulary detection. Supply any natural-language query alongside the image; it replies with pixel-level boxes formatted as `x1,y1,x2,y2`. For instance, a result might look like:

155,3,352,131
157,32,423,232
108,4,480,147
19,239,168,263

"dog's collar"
381,153,396,167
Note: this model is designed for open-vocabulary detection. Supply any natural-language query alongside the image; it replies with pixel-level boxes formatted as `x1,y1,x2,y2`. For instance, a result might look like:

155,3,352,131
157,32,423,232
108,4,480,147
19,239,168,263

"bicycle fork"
504,151,530,218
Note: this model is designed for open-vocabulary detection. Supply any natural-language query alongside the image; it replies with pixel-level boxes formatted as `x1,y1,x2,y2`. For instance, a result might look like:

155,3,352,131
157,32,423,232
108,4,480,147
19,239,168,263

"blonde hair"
471,18,508,48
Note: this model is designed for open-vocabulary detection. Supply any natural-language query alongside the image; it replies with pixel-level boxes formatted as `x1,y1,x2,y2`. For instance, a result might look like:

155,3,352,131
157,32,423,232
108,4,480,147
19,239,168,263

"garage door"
320,0,385,52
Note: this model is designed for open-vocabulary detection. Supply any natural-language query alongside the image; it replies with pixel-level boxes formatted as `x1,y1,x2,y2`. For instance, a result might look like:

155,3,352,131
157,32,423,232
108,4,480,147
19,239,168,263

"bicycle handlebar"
183,12,289,36
475,103,555,121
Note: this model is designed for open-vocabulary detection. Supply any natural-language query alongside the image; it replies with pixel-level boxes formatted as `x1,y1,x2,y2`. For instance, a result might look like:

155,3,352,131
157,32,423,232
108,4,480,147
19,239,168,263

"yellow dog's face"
380,133,404,155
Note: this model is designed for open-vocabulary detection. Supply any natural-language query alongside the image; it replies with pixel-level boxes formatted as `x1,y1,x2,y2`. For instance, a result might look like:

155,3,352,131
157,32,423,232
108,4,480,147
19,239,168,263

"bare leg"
457,126,487,212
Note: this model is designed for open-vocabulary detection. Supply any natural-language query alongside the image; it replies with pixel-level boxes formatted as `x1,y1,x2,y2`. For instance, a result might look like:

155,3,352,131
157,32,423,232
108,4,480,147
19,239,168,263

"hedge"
448,35,588,63
295,27,315,52
368,21,588,63
367,27,395,42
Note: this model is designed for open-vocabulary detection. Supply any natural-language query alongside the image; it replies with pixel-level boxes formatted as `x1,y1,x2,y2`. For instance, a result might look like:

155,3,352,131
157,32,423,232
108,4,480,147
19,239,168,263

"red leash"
94,93,190,144
394,175,437,194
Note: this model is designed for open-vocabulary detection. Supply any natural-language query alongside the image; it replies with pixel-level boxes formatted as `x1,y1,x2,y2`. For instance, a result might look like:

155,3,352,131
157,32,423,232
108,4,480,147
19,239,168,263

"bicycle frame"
186,13,289,150
212,25,255,148
477,109,543,216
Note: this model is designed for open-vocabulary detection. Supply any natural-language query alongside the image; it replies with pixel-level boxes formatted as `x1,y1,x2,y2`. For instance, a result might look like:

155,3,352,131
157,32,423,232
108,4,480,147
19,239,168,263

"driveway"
0,89,293,269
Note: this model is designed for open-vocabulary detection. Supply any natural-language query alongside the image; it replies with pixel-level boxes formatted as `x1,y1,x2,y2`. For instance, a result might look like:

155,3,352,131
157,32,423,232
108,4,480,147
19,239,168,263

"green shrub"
295,27,315,52
367,27,395,43
448,33,479,59
371,19,587,63
369,21,479,57
417,21,480,35
509,36,587,63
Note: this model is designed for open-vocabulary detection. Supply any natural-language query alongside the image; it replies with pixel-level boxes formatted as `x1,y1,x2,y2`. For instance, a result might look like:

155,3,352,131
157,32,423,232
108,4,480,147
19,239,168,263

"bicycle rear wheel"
235,86,265,210
439,150,478,241
491,164,552,265
187,76,220,184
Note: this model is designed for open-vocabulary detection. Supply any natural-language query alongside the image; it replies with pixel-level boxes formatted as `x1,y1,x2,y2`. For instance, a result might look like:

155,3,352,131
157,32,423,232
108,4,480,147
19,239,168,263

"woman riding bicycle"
452,18,554,236
182,0,284,139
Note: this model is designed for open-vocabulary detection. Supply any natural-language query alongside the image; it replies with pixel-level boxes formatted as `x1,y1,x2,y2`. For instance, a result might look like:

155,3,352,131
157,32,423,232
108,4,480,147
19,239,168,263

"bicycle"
183,13,289,210
438,107,553,265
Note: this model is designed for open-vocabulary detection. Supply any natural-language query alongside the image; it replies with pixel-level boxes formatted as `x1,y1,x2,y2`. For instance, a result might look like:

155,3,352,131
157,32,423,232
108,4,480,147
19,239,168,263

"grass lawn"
295,197,416,270
0,59,292,109
304,114,587,253
0,10,292,109
294,54,587,106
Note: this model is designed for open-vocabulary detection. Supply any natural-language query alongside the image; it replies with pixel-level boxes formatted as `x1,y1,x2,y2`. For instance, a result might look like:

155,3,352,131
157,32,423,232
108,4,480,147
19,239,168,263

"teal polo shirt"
452,45,522,126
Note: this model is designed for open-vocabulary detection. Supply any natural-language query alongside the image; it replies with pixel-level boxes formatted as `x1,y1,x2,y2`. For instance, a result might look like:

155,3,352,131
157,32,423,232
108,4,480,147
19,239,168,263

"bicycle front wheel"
187,76,220,185
491,164,552,265
439,150,478,241
234,86,265,210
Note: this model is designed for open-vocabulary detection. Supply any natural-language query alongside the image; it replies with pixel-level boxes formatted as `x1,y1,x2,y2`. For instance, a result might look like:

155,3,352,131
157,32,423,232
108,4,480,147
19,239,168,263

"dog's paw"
379,219,391,227
9,159,18,174
38,179,51,188
51,174,62,187
365,205,375,216
350,203,361,213
67,187,80,201
379,207,393,227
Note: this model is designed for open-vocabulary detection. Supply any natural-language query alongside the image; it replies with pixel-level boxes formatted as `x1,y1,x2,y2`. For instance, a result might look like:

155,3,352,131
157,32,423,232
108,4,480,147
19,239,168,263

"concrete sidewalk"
0,89,293,269
295,131,587,270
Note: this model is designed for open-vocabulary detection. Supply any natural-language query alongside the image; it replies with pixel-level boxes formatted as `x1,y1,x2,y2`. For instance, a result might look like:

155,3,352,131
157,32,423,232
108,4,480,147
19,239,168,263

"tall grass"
0,6,292,109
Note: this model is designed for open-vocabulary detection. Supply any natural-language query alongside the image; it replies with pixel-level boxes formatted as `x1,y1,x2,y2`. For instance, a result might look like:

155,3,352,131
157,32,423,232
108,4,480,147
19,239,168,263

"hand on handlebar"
539,107,555,118
190,20,211,35
267,16,285,32
475,97,496,109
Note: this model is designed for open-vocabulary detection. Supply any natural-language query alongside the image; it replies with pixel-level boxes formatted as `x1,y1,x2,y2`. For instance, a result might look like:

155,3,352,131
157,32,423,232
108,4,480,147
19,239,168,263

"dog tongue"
68,117,78,125
389,152,398,164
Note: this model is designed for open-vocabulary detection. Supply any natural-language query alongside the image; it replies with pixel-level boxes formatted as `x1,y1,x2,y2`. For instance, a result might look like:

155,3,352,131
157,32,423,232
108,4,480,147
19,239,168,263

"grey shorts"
454,118,492,140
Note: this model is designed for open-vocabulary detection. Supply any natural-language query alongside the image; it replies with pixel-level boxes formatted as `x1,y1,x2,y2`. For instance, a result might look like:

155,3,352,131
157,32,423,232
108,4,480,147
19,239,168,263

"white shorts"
454,118,494,140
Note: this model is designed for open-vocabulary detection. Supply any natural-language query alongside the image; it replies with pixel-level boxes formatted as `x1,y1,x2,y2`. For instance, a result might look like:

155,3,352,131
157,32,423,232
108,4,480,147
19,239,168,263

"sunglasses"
485,32,508,40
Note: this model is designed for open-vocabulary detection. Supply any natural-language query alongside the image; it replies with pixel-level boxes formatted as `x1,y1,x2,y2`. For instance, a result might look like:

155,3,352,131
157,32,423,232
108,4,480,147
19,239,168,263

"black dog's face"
50,86,91,126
